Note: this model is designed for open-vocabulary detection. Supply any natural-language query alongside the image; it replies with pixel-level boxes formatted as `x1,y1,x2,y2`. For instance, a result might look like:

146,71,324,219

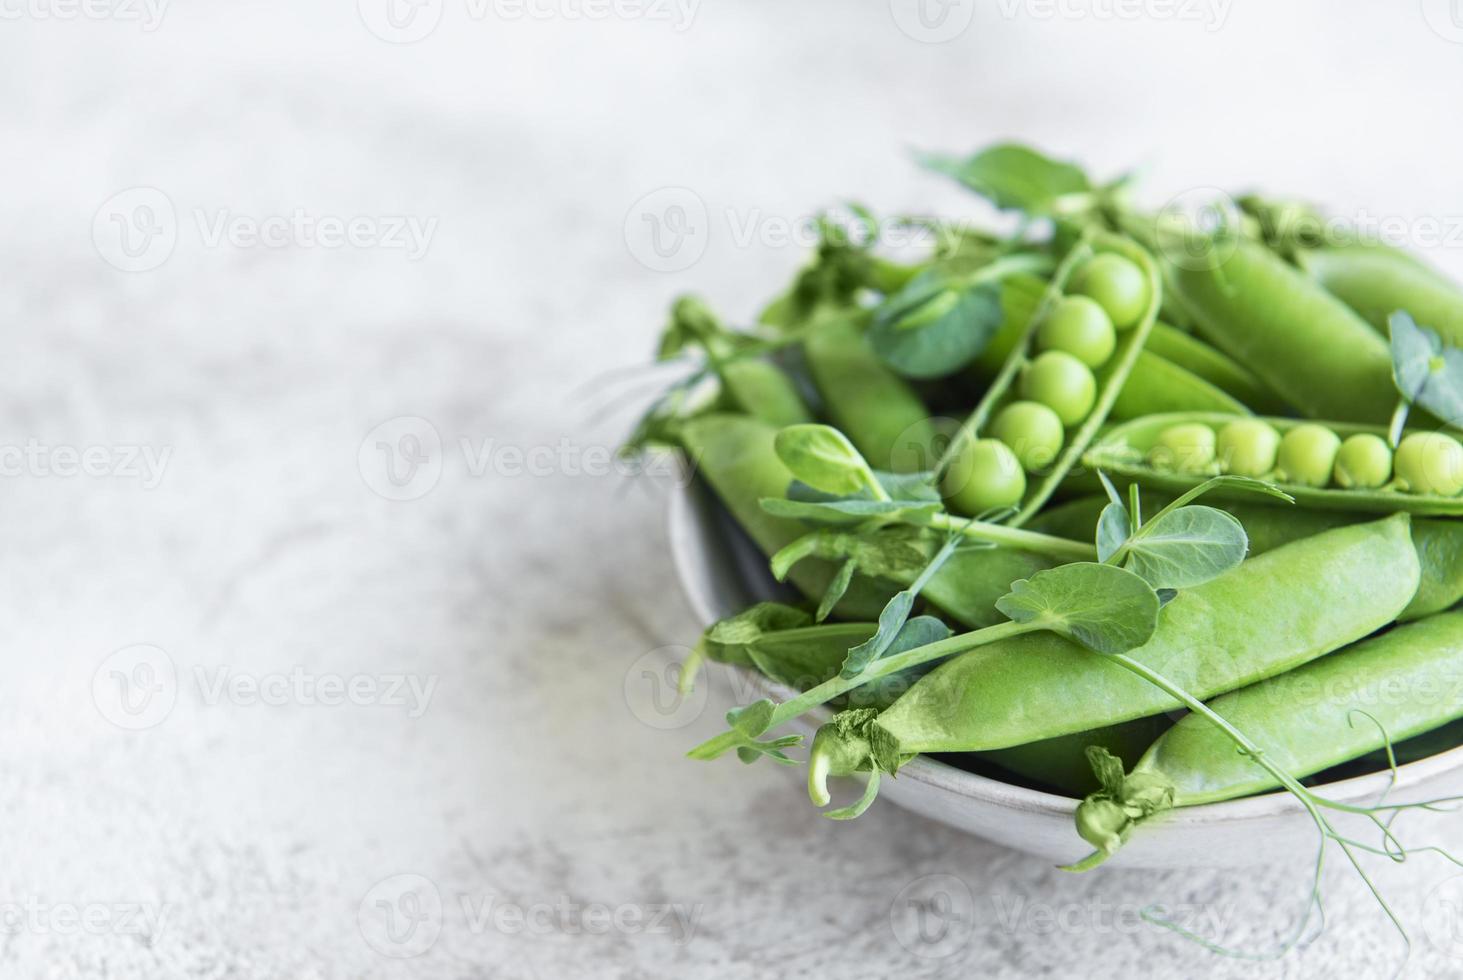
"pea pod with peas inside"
942,231,1162,524
1070,609,1463,866
1085,412,1463,515
816,515,1419,769
974,277,1274,423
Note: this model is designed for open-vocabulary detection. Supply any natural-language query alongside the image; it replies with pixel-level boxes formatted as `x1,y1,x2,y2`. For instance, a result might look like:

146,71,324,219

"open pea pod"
1084,411,1463,516
945,231,1161,526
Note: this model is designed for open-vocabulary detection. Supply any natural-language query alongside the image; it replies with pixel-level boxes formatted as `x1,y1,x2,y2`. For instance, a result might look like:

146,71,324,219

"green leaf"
838,535,962,678
1122,505,1248,590
1096,500,1130,563
706,603,813,646
1390,311,1463,427
841,592,916,678
817,560,857,623
995,563,1161,654
917,144,1091,215
868,273,1005,379
773,424,875,496
881,615,953,657
726,698,776,737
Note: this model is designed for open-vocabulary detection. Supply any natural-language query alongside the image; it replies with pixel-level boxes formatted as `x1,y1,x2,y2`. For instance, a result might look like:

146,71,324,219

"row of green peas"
947,252,1151,511
1149,419,1463,496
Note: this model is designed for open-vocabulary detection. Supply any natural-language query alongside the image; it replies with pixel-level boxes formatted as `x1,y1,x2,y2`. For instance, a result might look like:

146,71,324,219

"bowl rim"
667,476,1463,824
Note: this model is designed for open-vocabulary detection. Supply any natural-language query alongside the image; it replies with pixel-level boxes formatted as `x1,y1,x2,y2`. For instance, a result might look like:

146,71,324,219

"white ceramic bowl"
668,475,1463,868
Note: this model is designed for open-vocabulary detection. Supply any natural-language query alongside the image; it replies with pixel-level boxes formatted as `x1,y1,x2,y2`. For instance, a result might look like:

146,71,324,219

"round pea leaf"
869,277,1004,379
1121,505,1247,590
995,562,1160,655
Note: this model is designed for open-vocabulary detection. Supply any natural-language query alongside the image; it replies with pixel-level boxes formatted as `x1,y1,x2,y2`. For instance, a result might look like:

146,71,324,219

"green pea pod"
976,715,1170,797
948,231,1161,526
718,359,814,429
1300,243,1463,349
1170,238,1397,423
1032,492,1463,622
1130,609,1463,807
1143,322,1291,414
803,315,940,472
873,514,1420,752
677,413,895,619
1108,350,1249,420
1085,412,1463,516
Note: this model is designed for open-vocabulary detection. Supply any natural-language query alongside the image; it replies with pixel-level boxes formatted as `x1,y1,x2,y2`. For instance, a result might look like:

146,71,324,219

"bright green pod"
1109,351,1249,421
1143,322,1291,414
873,514,1420,752
1133,610,1463,806
803,315,939,472
1085,412,1463,516
1171,239,1397,424
718,359,814,429
1300,243,1463,349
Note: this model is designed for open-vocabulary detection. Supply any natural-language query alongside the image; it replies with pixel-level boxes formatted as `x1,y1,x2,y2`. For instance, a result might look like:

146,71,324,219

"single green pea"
1217,419,1280,477
1019,351,1097,427
1071,253,1150,331
1276,423,1341,488
1395,432,1463,496
1037,296,1116,368
1332,433,1393,489
991,400,1066,473
1148,423,1217,473
942,438,1026,513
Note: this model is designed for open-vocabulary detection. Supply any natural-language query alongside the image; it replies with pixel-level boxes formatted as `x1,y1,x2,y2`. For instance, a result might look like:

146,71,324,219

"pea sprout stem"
687,620,1036,760
922,513,1097,560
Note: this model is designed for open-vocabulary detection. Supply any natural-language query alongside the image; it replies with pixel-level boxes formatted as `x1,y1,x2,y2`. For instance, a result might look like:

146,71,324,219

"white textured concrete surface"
6,1,1463,976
